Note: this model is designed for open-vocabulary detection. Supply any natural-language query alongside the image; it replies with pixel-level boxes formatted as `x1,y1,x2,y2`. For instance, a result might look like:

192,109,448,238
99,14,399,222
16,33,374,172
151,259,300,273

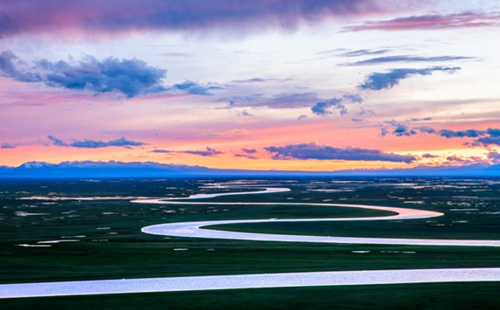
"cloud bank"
0,0,380,38
382,122,500,148
48,136,145,148
265,143,415,163
152,147,222,157
346,13,498,31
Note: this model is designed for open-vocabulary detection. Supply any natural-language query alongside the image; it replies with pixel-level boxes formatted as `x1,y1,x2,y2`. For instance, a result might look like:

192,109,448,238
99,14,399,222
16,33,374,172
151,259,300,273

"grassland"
1,177,499,308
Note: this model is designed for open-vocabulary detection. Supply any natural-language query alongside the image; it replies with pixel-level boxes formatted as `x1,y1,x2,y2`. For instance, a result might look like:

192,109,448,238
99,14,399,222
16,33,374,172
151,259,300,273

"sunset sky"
1,0,500,171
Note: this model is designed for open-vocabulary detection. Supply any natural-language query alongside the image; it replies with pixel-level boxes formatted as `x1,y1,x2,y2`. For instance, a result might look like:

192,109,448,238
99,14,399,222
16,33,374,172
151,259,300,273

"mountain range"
0,161,499,179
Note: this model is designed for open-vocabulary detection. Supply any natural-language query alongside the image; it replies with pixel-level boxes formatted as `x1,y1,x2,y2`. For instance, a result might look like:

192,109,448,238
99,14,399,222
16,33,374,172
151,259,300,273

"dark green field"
1,177,499,309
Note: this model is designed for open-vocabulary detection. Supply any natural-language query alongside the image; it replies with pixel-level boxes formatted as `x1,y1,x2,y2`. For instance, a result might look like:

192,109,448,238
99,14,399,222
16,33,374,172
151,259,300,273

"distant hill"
0,161,216,179
0,160,499,179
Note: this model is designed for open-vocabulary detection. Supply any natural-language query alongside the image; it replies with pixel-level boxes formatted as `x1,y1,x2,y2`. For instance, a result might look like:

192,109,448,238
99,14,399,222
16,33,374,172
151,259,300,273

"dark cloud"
40,57,166,98
182,147,222,157
422,153,438,158
384,123,500,148
346,13,498,32
311,99,342,116
47,135,68,147
48,136,145,148
151,149,173,154
465,128,500,146
174,80,222,96
0,0,379,38
446,155,463,162
234,154,259,160
358,67,460,90
344,55,471,66
265,143,415,163
1,143,16,149
0,51,167,98
242,148,257,154
488,151,500,164
393,124,416,137
486,128,500,137
438,129,485,138
409,117,432,122
381,120,416,137
445,155,486,165
475,136,500,146
311,94,362,116
385,123,489,139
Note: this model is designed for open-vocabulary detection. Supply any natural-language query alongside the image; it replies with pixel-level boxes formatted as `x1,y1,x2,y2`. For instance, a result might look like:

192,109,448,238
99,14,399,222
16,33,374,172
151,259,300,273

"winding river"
1,184,500,299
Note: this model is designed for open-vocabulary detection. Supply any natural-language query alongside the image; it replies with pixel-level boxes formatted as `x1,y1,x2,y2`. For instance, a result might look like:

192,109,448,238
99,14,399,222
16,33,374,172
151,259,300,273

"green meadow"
1,178,499,309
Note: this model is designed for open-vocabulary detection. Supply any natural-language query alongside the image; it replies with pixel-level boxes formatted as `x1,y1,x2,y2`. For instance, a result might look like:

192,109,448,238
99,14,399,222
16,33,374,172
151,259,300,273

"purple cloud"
151,149,174,154
445,155,486,165
438,129,485,138
1,143,17,149
384,122,490,140
346,13,498,32
359,67,460,90
48,136,145,148
242,148,257,154
0,0,379,38
422,153,438,159
383,123,500,148
488,151,500,164
234,154,259,160
182,147,222,157
265,143,415,163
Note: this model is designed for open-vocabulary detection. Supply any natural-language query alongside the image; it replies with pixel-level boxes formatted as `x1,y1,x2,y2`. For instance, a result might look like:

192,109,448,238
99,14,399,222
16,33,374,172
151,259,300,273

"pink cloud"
346,13,499,31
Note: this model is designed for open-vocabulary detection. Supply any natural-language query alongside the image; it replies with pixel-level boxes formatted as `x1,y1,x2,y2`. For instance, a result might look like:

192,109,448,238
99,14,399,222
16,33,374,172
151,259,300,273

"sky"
1,0,500,171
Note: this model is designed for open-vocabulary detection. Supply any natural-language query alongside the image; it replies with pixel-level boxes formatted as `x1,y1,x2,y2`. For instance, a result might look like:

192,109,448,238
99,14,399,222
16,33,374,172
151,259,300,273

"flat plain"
1,177,499,309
